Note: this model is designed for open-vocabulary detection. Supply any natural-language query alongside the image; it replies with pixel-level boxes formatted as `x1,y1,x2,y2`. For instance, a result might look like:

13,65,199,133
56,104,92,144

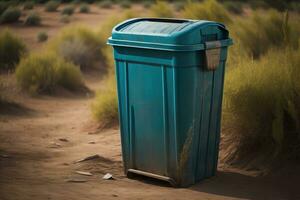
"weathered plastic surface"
108,18,232,187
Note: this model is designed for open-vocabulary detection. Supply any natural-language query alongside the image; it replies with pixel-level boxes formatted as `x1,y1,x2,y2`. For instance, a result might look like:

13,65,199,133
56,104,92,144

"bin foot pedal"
127,169,177,187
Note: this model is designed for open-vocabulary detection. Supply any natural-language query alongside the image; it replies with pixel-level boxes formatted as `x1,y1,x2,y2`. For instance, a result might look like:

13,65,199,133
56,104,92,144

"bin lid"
108,18,232,51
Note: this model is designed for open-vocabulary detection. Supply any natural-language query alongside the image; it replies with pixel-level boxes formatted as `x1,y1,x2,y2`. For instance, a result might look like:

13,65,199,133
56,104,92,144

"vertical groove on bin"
161,66,169,176
205,70,216,177
172,67,179,176
125,62,133,169
197,70,214,179
213,61,226,173
195,69,205,181
194,67,203,181
115,61,126,170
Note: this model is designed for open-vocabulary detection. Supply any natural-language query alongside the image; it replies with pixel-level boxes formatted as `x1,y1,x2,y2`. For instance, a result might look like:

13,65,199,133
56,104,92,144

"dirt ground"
1,4,300,200
1,70,300,200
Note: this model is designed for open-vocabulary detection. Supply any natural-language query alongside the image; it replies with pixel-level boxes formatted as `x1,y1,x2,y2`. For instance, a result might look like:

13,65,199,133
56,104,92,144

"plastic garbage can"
108,18,233,187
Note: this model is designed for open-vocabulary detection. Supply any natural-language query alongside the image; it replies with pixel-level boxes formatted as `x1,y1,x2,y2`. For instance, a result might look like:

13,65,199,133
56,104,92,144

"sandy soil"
1,4,300,200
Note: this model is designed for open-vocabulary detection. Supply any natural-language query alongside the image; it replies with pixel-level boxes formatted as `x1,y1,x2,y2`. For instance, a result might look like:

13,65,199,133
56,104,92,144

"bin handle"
205,41,221,71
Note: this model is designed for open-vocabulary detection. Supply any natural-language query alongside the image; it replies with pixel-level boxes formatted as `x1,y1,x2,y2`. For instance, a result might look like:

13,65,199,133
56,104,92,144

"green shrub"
289,2,300,13
182,0,232,24
120,1,131,9
0,2,9,15
0,29,26,71
24,12,41,26
249,0,268,10
61,5,75,15
223,49,300,162
37,31,48,42
233,10,300,58
60,14,71,23
16,52,84,94
91,76,118,126
0,7,21,23
45,0,60,12
47,25,102,70
79,3,90,13
223,1,243,15
173,1,184,12
23,1,34,10
143,1,151,9
99,0,113,9
72,0,81,5
151,0,174,18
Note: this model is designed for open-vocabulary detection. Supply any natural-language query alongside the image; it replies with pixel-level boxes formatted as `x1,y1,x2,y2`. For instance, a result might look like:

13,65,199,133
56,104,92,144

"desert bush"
61,5,75,15
99,0,113,9
0,2,9,15
0,7,21,23
48,25,102,70
72,0,81,5
223,1,243,15
182,0,232,24
233,10,300,58
151,0,174,18
37,31,48,42
0,29,26,71
79,3,90,13
58,39,93,70
91,75,118,126
24,12,41,26
16,52,84,94
45,0,60,12
249,0,269,10
223,49,300,162
143,1,151,8
173,1,184,12
289,2,300,13
23,1,34,10
60,14,71,23
120,1,131,9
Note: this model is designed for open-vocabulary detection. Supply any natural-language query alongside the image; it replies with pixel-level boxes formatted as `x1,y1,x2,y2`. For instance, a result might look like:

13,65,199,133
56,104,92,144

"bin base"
127,169,177,187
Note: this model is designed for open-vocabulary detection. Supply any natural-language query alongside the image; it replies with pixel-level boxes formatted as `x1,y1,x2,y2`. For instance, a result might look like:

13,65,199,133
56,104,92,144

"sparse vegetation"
0,29,26,71
60,14,71,23
61,5,75,15
23,1,35,10
173,1,185,12
223,48,300,162
45,0,60,12
233,10,300,58
151,0,174,18
223,1,243,15
182,0,232,24
37,31,48,42
98,0,113,9
0,7,21,24
79,3,90,13
16,52,84,94
47,25,102,70
142,1,151,9
91,77,118,126
0,2,9,15
24,12,41,26
120,1,131,9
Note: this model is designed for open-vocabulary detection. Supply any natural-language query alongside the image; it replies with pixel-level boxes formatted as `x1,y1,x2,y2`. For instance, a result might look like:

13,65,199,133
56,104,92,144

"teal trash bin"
108,18,232,187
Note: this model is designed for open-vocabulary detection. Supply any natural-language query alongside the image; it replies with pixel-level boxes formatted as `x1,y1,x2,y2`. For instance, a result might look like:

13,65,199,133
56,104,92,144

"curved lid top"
108,18,232,51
